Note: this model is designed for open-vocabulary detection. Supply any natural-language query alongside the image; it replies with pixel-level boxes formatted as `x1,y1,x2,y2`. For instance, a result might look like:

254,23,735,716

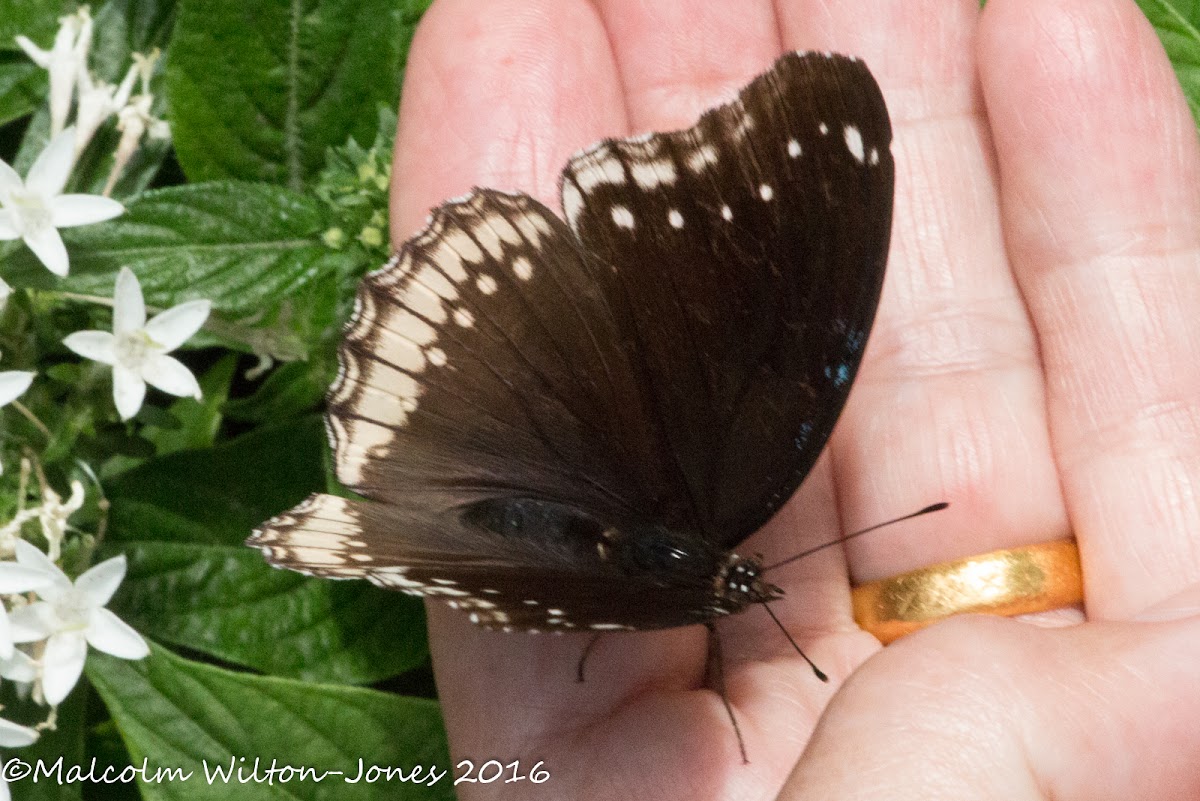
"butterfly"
248,50,894,638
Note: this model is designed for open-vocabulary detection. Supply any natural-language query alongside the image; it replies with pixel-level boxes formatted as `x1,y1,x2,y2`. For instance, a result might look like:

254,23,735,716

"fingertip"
979,0,1200,262
391,0,623,238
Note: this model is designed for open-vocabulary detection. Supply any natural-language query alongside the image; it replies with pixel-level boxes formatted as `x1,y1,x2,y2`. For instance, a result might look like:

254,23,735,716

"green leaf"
1137,0,1200,124
145,353,238,454
0,57,44,126
112,537,428,683
87,719,143,801
4,182,353,359
86,646,454,801
0,0,75,53
106,416,326,536
166,0,430,188
104,418,429,682
89,0,177,72
223,358,331,423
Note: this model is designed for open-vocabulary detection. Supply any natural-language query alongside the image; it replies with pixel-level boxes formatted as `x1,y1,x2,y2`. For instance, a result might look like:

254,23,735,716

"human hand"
389,0,1200,798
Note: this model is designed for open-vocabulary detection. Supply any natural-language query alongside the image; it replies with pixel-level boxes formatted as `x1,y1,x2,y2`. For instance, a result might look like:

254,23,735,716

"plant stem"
11,401,51,439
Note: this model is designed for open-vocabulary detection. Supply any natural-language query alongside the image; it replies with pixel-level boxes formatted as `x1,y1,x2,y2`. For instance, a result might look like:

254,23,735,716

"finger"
778,0,1071,582
590,0,782,131
780,609,1200,799
980,0,1200,618
391,0,626,231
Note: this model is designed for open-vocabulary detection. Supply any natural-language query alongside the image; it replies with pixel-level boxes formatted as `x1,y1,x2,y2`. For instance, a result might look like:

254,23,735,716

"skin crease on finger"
385,0,1200,798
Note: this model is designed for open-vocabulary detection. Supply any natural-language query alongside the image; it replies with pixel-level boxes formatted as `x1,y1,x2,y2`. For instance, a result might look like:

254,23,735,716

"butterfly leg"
704,622,748,764
575,633,606,683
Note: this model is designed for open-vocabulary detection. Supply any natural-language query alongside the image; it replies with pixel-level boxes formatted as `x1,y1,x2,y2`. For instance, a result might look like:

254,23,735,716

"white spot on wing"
333,418,393,482
472,222,504,259
442,230,482,266
574,151,626,191
818,122,829,135
759,184,774,201
514,214,547,246
685,144,718,173
611,205,635,229
844,124,865,163
513,256,533,281
787,139,802,158
732,112,754,141
629,158,676,189
869,147,880,166
562,181,584,227
429,241,467,282
477,275,498,295
453,308,474,327
721,205,733,221
377,306,437,348
668,209,684,229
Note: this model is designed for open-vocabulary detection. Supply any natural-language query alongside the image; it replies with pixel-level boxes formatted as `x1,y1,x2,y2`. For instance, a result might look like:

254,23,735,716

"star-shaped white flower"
0,127,124,276
63,268,210,420
8,541,148,706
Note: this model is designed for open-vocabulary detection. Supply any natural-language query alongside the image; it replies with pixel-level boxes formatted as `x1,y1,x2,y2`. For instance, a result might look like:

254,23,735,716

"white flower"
0,371,35,477
14,8,92,137
8,541,148,705
63,268,210,420
0,278,10,314
0,127,124,276
0,717,37,748
74,62,137,159
103,50,167,196
0,372,33,409
0,556,54,661
0,716,39,801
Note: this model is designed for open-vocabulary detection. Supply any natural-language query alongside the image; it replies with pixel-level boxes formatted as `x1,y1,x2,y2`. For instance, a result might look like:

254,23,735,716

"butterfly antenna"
762,602,828,682
763,502,948,572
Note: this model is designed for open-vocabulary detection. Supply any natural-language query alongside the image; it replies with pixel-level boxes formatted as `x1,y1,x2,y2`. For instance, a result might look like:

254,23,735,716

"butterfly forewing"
561,52,893,544
249,51,895,632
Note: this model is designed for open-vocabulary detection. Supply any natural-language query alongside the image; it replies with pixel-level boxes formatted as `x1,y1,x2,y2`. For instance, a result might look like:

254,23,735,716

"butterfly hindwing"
254,493,735,631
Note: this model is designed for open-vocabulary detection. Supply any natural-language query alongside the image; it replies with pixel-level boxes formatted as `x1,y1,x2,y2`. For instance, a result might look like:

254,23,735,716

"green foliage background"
0,1,446,799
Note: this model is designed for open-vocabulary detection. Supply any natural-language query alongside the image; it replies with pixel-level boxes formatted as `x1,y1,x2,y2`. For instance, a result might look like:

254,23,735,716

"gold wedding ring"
852,540,1083,644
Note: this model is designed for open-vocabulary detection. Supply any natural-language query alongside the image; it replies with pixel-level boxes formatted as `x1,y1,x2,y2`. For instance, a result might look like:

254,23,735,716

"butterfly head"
718,555,783,610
